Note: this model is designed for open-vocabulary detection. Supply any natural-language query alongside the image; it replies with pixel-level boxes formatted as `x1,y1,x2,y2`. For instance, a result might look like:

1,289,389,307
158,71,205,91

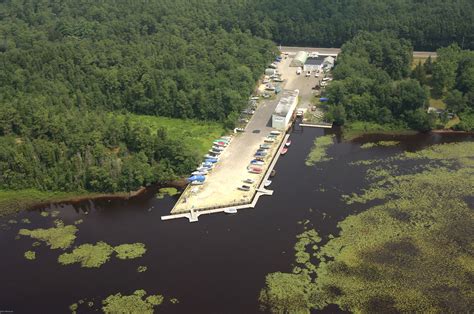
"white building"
323,56,335,70
272,90,299,130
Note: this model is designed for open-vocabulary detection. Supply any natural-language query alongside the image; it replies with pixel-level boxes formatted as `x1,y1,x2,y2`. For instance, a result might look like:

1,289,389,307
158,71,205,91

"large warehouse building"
272,89,299,130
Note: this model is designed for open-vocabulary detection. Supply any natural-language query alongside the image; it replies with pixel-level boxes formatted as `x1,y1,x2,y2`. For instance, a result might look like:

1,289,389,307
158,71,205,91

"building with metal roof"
272,89,299,130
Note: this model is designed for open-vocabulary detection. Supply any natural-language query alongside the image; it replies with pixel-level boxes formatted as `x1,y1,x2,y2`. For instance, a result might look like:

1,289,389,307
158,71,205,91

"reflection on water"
0,129,472,313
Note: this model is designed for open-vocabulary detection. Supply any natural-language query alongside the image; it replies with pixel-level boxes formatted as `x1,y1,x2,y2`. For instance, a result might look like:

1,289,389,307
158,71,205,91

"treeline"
235,0,474,51
325,32,435,131
0,104,198,192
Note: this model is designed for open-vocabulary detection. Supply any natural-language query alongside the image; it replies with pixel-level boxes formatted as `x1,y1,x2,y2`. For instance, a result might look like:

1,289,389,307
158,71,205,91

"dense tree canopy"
325,32,434,131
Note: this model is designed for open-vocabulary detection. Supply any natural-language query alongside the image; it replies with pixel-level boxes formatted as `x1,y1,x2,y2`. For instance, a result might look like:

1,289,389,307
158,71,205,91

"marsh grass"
360,141,400,149
305,135,335,166
137,266,148,273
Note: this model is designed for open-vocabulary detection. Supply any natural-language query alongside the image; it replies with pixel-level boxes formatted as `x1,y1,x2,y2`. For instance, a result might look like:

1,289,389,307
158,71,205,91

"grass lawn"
125,114,226,157
429,97,446,110
343,121,416,140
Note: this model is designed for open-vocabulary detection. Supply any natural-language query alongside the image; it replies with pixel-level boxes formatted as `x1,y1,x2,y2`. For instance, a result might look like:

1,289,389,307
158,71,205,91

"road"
280,46,437,58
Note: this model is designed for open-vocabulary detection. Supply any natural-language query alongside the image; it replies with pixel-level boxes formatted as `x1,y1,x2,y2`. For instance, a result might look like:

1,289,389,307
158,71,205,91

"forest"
1,0,473,198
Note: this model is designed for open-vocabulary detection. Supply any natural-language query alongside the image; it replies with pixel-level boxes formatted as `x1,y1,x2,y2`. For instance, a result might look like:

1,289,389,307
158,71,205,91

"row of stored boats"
187,136,232,185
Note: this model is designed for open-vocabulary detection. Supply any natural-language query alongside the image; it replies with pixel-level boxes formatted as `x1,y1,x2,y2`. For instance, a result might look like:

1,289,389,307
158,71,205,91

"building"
304,56,325,72
290,51,308,67
323,56,335,70
272,89,299,130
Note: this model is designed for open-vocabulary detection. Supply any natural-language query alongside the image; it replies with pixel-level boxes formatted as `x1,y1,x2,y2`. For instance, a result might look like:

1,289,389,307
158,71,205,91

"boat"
270,131,281,135
281,147,288,155
190,181,204,186
238,185,251,191
196,167,210,172
244,178,255,184
204,158,218,164
260,144,271,149
191,171,207,176
254,156,265,161
214,142,227,147
204,154,218,159
285,140,291,147
187,175,205,182
212,146,224,151
248,166,263,174
270,169,276,177
209,149,221,154
251,160,264,166
224,208,238,214
264,180,272,187
264,138,275,143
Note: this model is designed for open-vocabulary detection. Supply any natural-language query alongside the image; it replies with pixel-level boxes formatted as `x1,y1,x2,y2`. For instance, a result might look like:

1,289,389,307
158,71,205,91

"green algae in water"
69,302,78,313
58,242,114,268
305,135,334,166
156,187,179,199
8,219,17,224
40,211,49,217
24,250,36,260
170,298,179,304
21,218,31,224
114,243,146,260
51,210,60,217
102,290,163,313
32,241,41,247
137,266,148,273
18,220,78,250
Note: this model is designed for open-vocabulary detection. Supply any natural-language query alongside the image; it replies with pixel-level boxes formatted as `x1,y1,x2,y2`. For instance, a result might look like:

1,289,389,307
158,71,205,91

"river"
0,128,472,313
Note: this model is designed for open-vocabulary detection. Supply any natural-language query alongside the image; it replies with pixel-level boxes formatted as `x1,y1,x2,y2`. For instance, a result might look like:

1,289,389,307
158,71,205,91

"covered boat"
187,175,205,182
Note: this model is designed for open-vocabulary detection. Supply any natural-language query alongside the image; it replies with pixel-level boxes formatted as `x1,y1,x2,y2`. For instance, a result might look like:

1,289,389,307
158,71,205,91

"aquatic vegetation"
170,298,179,304
74,219,83,225
156,187,180,199
51,210,60,217
58,242,114,268
360,141,400,149
261,141,474,313
114,243,147,260
40,211,49,217
305,135,335,166
8,219,17,224
69,303,78,312
32,241,41,247
24,251,36,260
102,290,163,313
259,272,312,314
18,220,78,250
21,218,31,224
137,266,148,273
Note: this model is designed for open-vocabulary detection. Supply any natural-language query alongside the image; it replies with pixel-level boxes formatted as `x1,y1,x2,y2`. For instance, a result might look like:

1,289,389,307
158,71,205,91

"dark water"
0,129,472,314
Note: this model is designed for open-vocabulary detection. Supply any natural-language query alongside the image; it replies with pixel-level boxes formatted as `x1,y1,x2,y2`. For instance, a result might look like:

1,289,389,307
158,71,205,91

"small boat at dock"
281,147,288,155
264,180,272,187
285,140,291,147
224,208,237,214
270,169,276,177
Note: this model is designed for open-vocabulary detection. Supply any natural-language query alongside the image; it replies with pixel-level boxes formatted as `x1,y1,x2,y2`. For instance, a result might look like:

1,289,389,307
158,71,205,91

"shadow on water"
0,129,472,314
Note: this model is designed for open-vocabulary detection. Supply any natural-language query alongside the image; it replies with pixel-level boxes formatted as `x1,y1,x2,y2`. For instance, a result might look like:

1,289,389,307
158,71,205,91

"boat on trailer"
270,130,281,135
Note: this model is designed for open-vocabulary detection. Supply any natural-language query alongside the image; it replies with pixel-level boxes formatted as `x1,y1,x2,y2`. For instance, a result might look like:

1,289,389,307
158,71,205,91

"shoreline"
0,179,188,218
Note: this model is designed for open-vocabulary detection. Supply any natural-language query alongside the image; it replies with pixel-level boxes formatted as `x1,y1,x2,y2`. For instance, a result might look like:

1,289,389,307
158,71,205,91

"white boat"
212,146,224,151
264,138,275,143
264,180,272,187
244,178,255,184
192,171,207,176
238,185,251,191
224,208,238,214
270,131,281,135
190,181,204,185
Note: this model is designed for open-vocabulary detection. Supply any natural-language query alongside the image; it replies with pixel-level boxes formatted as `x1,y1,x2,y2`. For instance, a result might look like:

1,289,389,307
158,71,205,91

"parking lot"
171,52,324,214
